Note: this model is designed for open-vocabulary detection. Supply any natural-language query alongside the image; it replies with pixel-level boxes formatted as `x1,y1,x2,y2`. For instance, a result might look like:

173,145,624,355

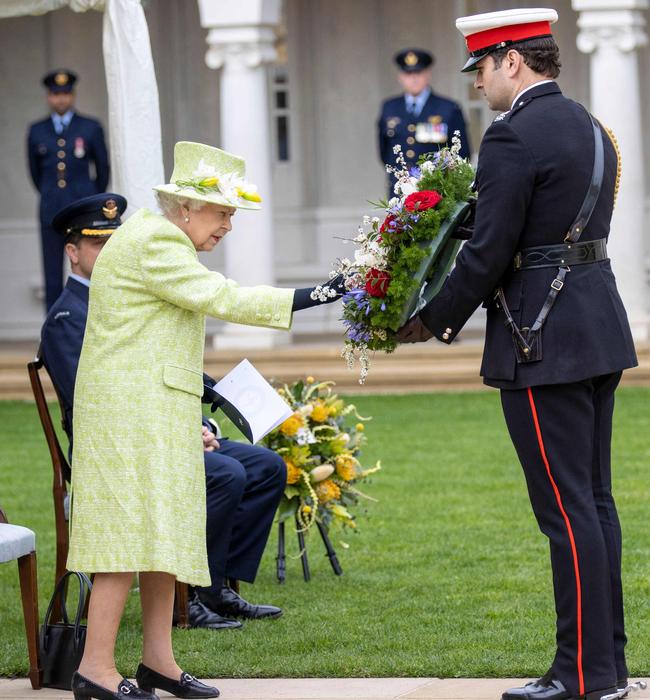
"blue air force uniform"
378,49,470,196
378,91,470,172
27,70,110,310
415,80,636,698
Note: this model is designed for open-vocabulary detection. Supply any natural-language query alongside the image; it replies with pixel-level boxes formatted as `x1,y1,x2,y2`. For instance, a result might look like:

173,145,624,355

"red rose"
404,190,442,212
365,268,391,298
380,214,402,235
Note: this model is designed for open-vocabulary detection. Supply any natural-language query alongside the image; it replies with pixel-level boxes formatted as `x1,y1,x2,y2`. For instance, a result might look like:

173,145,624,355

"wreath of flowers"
316,133,474,382
263,377,381,537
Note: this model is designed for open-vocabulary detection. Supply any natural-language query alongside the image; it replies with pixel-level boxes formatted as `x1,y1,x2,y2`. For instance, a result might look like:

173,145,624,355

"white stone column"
573,0,649,340
198,0,282,349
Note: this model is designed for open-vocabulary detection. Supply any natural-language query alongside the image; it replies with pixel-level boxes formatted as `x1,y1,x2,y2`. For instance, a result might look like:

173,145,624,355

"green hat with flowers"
154,141,262,210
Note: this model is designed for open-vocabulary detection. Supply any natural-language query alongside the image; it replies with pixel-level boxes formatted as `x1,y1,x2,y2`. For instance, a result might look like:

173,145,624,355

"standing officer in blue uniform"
27,69,110,310
40,193,288,631
378,48,470,196
397,9,638,700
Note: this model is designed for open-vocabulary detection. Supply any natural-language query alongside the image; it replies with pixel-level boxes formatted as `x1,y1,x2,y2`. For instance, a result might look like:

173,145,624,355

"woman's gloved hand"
292,274,347,311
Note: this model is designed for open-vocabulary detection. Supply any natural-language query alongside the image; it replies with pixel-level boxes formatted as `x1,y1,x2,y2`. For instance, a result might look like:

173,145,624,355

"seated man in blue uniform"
40,193,287,630
397,8,638,700
27,69,110,311
378,49,471,196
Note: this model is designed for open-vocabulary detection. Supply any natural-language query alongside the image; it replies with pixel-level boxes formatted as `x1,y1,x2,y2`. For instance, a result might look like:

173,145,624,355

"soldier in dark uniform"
40,193,287,631
397,9,637,700
27,70,110,310
378,48,470,197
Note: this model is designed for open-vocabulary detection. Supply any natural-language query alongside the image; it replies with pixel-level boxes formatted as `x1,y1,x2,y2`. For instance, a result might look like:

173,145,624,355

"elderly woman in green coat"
68,142,343,700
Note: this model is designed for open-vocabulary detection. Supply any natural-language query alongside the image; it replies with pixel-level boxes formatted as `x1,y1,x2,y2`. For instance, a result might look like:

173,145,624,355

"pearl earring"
184,216,190,223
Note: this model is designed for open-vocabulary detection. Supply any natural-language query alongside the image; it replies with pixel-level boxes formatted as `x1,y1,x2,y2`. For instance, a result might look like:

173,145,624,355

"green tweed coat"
67,208,294,585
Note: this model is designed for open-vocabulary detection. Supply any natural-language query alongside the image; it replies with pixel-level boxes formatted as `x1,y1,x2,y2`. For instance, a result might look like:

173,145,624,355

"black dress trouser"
201,439,286,589
500,372,626,697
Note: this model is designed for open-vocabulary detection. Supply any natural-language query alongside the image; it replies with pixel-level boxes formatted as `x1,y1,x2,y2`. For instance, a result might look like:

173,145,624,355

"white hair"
155,191,204,219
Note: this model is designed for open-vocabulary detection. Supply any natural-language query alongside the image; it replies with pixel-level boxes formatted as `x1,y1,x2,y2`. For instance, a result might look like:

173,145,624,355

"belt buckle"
513,252,522,271
551,278,564,291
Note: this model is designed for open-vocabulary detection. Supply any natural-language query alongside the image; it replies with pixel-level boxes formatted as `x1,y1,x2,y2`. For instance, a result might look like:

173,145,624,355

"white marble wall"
0,0,647,342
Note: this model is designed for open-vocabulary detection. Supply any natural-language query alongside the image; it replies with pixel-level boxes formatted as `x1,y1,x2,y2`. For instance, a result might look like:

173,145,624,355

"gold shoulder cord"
602,124,622,208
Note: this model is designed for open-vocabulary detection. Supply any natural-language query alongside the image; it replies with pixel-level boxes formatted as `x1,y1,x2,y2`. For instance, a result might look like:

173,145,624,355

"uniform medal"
74,137,86,159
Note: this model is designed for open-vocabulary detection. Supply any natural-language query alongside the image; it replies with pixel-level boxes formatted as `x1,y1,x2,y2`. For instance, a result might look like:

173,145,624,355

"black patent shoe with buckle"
71,672,159,700
135,664,219,698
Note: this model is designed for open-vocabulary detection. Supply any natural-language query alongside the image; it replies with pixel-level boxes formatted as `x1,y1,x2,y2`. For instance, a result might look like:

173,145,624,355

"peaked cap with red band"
456,8,558,72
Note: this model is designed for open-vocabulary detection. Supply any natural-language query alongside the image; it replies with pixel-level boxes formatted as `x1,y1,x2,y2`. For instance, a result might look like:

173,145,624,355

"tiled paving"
1,678,648,700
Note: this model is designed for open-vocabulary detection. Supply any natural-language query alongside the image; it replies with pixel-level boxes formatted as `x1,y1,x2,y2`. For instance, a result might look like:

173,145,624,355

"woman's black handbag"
39,570,93,690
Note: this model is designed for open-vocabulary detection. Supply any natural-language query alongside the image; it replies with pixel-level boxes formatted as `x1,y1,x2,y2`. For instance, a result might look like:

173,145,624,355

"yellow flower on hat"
238,187,262,203
316,479,341,504
199,176,219,188
280,412,304,437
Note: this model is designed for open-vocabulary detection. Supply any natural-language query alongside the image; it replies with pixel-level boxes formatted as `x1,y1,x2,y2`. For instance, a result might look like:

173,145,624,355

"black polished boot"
71,672,159,700
502,672,616,700
135,664,219,698
188,593,242,630
198,585,282,620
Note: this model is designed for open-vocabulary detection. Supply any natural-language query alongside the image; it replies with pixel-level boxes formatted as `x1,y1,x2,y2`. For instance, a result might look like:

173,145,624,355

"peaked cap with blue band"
394,48,434,73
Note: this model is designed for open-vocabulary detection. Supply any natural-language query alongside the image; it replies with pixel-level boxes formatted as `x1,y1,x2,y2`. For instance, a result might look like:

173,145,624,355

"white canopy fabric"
0,0,164,214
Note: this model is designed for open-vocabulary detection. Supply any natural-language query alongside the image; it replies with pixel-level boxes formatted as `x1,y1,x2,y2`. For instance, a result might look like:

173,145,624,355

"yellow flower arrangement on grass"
263,378,381,537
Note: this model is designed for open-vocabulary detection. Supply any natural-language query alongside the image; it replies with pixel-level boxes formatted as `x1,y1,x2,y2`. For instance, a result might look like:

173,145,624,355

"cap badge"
103,199,118,219
405,51,418,66
55,72,68,86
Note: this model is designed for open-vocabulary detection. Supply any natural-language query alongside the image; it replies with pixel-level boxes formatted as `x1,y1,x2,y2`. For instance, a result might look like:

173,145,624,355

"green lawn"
1,390,649,679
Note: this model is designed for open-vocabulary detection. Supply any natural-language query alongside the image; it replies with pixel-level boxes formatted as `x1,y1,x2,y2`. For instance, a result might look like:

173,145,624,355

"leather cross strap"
513,238,607,271
565,114,605,243
527,267,568,333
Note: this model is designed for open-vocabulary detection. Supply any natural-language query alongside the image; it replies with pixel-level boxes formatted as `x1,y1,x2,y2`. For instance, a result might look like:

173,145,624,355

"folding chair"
0,507,42,689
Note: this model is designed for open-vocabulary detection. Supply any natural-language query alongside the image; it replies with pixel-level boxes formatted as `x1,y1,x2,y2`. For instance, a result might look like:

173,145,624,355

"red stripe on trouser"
527,387,585,696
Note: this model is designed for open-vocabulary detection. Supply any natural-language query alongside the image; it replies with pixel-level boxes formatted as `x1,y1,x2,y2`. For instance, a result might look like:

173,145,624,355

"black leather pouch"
513,327,543,364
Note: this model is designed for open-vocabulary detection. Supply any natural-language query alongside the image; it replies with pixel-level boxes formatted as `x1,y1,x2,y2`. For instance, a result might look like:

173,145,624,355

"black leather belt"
513,238,608,271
